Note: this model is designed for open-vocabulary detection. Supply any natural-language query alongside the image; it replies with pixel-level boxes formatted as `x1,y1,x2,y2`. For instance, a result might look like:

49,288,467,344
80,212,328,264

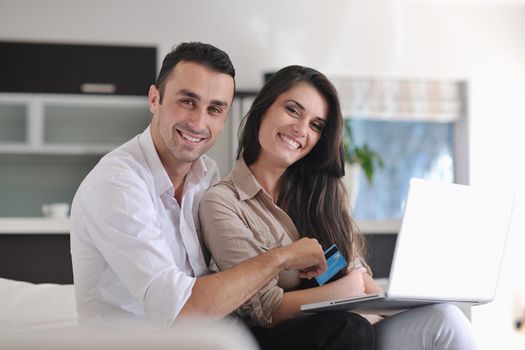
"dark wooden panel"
0,42,38,92
36,43,156,95
0,41,157,96
0,234,73,284
363,233,397,279
0,232,397,284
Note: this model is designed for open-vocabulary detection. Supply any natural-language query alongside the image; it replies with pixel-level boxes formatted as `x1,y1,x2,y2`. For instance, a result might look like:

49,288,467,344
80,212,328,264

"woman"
199,65,478,350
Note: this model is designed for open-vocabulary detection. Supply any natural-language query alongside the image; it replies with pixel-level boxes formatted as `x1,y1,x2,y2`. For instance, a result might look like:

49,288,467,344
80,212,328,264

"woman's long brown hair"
237,65,365,284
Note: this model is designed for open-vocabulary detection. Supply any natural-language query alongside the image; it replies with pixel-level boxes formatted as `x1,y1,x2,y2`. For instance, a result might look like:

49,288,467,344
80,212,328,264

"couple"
70,42,478,350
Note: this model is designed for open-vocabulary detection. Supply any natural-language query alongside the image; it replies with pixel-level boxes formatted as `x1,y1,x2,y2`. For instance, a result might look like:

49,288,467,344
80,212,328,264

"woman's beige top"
198,158,367,327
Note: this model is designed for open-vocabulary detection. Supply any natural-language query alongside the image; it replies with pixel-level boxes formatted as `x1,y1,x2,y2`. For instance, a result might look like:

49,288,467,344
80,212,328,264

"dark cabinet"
0,234,73,284
0,41,156,96
364,234,397,278
0,42,38,93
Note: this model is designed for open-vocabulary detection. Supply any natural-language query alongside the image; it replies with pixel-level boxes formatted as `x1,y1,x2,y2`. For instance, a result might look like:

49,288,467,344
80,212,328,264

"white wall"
1,0,525,346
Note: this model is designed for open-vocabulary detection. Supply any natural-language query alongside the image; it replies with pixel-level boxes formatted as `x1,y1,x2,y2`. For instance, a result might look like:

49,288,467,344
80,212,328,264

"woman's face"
257,82,328,169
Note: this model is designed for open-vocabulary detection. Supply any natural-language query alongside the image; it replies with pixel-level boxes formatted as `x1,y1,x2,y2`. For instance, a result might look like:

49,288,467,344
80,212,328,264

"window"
351,119,455,220
333,78,467,222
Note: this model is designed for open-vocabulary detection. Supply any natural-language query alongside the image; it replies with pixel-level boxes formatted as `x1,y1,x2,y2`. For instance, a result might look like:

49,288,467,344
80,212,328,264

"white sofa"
0,277,258,350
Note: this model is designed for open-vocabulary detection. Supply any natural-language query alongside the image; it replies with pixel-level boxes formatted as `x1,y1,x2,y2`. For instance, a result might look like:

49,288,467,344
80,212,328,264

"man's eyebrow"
178,89,201,101
178,89,229,108
210,99,229,108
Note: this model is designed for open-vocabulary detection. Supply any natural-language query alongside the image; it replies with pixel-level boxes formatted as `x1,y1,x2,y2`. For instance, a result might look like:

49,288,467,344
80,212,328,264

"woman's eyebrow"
285,99,327,120
284,99,305,111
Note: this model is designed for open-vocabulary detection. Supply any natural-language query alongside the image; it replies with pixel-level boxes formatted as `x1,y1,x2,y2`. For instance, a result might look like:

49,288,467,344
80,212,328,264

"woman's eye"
286,106,299,115
311,122,325,132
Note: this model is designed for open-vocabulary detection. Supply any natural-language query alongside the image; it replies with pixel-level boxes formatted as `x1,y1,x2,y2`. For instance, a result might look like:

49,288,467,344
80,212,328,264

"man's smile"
177,129,207,144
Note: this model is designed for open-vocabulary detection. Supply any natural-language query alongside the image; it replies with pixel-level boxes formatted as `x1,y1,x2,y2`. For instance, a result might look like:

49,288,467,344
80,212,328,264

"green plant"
342,119,384,184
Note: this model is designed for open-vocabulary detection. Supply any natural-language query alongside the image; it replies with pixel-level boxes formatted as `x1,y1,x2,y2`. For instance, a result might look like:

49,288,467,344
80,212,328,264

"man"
70,42,373,348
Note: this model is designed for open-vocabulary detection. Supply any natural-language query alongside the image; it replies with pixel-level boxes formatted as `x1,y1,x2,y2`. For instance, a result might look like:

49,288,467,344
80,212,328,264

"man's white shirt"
70,126,220,328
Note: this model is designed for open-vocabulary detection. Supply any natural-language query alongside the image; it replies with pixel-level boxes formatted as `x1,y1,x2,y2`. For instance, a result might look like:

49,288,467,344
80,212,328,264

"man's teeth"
280,134,300,149
181,132,202,143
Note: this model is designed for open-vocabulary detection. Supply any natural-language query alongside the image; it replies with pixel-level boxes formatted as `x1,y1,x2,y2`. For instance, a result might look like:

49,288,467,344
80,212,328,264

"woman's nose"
292,120,307,137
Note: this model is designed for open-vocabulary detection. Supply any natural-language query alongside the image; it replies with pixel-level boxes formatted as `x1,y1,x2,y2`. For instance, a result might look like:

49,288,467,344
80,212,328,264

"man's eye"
209,106,222,114
181,99,195,106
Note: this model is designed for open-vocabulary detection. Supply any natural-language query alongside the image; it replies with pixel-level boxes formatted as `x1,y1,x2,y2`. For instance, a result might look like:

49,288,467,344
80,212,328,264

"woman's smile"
256,82,328,168
277,132,302,150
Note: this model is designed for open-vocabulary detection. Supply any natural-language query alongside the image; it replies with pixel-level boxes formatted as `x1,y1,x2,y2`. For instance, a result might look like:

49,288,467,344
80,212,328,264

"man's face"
149,61,234,165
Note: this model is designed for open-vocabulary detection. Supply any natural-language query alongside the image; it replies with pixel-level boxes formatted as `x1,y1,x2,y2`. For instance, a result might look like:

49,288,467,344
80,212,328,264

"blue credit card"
315,244,347,286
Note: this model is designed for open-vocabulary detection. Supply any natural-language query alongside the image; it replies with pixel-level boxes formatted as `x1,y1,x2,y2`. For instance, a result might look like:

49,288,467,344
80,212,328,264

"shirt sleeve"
199,189,283,328
75,170,194,327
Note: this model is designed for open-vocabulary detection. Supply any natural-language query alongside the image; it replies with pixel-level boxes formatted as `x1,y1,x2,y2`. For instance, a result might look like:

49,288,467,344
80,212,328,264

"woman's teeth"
279,133,300,149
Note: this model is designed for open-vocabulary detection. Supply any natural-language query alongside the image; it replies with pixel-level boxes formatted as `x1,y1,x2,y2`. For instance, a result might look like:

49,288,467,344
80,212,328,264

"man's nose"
187,108,207,132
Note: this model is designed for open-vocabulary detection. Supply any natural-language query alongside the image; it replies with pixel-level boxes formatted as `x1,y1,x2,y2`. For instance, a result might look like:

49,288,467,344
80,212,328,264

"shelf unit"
0,93,151,217
0,93,150,155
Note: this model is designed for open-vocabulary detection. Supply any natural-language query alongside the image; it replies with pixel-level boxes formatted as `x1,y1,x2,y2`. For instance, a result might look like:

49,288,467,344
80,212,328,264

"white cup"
42,202,70,218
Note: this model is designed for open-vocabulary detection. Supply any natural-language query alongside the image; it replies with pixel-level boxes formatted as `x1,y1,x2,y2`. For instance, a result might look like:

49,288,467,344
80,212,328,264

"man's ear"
148,84,160,115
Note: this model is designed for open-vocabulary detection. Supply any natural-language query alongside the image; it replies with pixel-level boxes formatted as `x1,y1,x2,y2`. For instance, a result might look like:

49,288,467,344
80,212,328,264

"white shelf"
0,218,70,234
0,93,149,155
0,143,118,154
0,93,147,106
0,218,401,235
356,219,400,234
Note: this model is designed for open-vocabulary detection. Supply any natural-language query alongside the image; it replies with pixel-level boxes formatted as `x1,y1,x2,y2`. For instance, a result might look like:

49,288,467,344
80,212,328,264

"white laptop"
301,178,515,314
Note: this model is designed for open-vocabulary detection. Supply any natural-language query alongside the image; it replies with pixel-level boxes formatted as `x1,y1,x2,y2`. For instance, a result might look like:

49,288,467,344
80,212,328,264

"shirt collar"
190,155,208,180
231,158,264,201
139,126,209,196
139,126,172,196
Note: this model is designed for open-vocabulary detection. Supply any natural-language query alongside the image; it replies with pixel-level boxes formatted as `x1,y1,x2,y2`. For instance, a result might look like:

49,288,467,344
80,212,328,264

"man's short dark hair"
155,42,235,101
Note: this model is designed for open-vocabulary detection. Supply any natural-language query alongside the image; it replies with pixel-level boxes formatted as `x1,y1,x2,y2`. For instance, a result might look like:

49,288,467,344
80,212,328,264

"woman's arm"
271,270,385,326
199,189,291,326
271,269,366,325
363,272,384,294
